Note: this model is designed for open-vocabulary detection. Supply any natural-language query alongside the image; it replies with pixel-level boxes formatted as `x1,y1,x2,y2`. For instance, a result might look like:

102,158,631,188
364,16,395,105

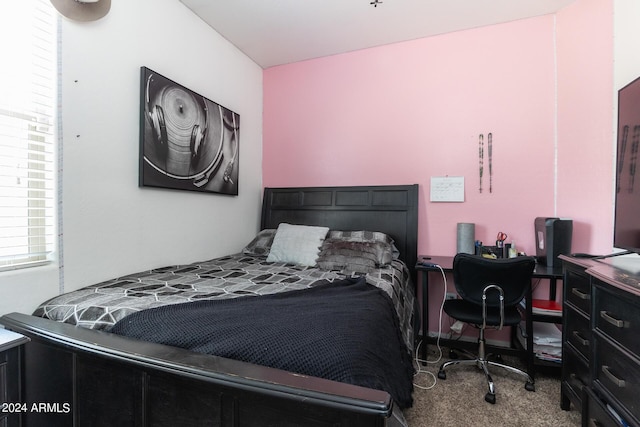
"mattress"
33,253,416,352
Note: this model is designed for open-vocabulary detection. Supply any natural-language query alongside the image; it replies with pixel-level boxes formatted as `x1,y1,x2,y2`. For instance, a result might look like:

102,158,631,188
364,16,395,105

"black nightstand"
0,329,29,427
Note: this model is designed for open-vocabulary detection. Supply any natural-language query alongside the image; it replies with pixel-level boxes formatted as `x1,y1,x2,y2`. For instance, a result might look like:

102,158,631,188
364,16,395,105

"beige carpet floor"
402,345,581,427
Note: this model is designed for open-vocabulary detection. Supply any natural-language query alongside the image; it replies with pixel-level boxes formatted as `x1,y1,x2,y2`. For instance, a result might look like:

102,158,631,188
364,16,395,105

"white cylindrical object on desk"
456,223,475,254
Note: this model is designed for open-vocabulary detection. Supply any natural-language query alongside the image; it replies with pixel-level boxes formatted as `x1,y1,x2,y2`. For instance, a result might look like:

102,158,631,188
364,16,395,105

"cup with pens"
496,232,507,248
496,232,515,258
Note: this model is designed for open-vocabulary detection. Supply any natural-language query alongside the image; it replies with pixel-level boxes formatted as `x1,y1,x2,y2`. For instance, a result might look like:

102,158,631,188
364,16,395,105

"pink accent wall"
264,17,557,257
556,0,614,254
263,0,615,337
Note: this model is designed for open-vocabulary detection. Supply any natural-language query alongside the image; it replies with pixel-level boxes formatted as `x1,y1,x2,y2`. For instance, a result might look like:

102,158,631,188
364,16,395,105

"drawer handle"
600,310,629,328
569,373,585,387
602,365,626,387
588,418,602,427
571,288,590,300
572,330,589,346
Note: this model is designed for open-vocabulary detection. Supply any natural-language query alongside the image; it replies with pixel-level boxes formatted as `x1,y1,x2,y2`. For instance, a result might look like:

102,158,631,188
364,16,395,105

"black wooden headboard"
261,185,419,274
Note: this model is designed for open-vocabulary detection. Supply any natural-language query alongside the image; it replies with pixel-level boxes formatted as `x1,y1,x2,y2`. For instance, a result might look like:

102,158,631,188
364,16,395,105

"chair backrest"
452,253,536,308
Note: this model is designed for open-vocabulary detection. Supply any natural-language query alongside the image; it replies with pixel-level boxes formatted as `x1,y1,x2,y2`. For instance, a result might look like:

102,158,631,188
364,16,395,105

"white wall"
0,0,263,316
614,1,640,88
612,0,640,259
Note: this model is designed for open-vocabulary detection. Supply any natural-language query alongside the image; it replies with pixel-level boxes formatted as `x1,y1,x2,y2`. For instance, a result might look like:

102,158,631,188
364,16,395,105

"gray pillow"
266,223,329,266
316,239,382,274
327,230,399,261
242,229,276,256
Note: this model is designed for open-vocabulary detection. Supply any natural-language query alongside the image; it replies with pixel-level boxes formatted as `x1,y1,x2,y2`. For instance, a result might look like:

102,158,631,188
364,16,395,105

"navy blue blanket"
109,277,414,408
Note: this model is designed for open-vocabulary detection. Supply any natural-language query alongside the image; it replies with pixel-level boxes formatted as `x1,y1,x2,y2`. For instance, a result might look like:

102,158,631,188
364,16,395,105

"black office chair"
437,253,536,404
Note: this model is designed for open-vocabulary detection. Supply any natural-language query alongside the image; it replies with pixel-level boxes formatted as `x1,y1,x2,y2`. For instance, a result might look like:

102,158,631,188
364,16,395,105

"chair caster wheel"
437,370,447,380
484,392,496,404
525,382,535,392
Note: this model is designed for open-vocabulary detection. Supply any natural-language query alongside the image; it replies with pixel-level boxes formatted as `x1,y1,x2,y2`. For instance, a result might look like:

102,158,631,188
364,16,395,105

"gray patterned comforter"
33,253,415,351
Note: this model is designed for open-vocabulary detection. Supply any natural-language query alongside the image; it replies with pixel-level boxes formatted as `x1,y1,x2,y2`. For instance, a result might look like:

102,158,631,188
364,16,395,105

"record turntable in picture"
139,66,239,195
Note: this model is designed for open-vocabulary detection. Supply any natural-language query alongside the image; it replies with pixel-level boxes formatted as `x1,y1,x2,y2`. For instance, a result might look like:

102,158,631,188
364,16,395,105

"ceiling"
179,0,577,69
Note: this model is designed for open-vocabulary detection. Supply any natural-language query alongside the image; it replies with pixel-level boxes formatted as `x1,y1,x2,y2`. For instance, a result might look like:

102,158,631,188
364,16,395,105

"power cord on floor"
412,264,447,390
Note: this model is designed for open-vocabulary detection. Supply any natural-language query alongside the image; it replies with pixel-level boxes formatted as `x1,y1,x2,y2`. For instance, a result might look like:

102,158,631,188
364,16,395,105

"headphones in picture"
145,74,168,160
146,73,209,164
189,99,208,162
222,110,239,185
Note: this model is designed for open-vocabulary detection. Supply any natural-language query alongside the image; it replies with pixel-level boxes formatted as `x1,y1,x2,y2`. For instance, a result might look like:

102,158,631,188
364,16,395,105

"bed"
1,184,419,427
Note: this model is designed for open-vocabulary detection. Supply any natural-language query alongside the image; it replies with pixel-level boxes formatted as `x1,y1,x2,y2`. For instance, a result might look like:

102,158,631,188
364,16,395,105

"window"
0,0,57,271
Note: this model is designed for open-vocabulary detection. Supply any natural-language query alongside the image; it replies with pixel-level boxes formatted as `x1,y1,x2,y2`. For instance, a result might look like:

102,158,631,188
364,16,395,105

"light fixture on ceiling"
50,0,111,22
370,0,383,7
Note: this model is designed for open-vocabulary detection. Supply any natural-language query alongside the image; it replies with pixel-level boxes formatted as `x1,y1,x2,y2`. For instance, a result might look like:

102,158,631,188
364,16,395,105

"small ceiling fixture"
50,0,111,22
370,0,383,7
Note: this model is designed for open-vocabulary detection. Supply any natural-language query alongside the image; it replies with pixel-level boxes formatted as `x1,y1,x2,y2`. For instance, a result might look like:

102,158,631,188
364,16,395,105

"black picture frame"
139,66,239,195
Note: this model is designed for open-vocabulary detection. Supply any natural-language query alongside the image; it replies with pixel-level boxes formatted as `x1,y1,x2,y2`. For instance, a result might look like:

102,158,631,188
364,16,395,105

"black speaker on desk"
534,217,573,266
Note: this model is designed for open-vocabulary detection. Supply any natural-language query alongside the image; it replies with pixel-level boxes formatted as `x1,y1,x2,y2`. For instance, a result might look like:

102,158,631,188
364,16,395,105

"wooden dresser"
560,255,640,427
0,329,29,427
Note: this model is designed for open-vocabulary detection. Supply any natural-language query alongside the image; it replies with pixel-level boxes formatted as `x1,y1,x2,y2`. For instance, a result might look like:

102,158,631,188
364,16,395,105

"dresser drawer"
0,348,21,427
583,388,624,427
0,351,7,405
563,345,589,402
565,306,590,360
594,336,640,422
594,284,639,356
565,268,591,315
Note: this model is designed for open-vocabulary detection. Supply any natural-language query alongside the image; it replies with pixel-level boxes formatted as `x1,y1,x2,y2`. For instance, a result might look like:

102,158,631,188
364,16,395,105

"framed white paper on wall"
430,176,464,202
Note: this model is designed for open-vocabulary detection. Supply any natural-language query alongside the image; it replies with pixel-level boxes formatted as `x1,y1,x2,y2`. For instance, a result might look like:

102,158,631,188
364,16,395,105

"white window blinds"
0,0,57,271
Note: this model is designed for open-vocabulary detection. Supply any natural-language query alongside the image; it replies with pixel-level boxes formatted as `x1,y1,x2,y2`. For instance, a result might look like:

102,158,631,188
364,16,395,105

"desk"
414,255,563,374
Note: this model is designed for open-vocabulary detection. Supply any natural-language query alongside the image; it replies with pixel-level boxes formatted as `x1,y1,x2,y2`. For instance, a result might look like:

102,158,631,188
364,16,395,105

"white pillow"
266,223,329,266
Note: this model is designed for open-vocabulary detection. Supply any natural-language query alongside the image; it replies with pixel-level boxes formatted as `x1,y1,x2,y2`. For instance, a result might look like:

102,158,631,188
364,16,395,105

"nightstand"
0,329,29,427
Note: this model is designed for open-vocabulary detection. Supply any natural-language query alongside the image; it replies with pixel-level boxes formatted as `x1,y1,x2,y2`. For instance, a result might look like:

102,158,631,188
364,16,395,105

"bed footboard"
1,313,394,427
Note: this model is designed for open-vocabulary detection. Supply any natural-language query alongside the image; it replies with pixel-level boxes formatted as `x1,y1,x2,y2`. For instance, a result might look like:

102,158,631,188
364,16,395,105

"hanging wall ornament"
50,0,111,22
478,134,484,193
488,132,493,193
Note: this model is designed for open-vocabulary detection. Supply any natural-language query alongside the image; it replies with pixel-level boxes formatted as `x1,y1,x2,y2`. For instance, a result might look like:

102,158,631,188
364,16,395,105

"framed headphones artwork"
139,66,239,195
